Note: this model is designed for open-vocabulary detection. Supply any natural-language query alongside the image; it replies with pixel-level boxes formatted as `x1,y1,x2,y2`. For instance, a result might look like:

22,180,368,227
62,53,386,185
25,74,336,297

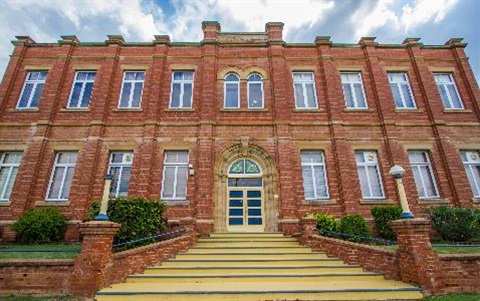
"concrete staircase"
96,232,423,300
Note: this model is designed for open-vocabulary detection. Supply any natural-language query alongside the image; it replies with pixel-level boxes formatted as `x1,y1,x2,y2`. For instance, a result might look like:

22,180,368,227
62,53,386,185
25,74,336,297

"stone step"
174,252,327,260
161,258,346,267
127,273,384,283
209,232,285,238
143,265,366,274
96,281,423,301
198,237,298,242
188,246,312,253
196,240,300,247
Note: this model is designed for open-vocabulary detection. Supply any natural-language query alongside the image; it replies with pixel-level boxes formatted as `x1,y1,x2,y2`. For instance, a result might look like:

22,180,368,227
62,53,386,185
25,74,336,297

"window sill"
164,108,195,112
220,108,269,112
9,108,40,112
60,108,91,112
302,199,337,205
292,108,325,113
164,200,189,206
112,108,143,112
35,201,70,207
394,108,423,113
0,202,12,207
360,199,394,205
442,109,472,114
416,198,450,205
343,108,375,113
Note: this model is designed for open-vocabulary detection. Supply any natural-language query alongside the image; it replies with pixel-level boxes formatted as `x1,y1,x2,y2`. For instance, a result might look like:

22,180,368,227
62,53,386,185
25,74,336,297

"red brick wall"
0,260,74,296
439,254,480,293
1,25,479,240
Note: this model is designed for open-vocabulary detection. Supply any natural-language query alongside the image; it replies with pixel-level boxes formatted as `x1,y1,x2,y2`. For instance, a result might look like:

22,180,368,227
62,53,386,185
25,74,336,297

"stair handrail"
112,227,187,251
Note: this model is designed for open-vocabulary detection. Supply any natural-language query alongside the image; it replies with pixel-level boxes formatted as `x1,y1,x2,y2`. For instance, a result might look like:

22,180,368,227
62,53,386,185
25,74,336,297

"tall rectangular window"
408,151,439,199
460,151,480,199
170,71,194,108
17,71,47,109
341,72,368,109
0,152,22,201
224,73,240,108
161,151,189,200
118,71,145,108
301,151,329,200
292,72,317,109
108,152,133,197
434,73,464,109
46,152,77,201
67,71,96,108
388,72,416,109
355,151,385,199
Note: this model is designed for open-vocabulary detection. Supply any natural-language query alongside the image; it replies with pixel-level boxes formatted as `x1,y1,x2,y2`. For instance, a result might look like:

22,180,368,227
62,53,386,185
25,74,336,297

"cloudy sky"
0,0,478,83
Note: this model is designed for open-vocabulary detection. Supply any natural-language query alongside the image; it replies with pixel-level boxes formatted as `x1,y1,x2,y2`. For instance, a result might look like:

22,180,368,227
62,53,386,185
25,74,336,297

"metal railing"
112,227,188,251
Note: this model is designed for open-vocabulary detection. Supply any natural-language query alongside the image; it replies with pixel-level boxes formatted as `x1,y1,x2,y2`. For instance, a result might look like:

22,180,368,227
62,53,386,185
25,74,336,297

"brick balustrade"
301,216,480,295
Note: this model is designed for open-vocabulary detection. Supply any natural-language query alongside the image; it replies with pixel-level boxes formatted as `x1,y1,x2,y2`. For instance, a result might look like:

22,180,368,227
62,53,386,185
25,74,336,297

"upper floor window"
224,73,240,108
388,72,416,109
292,72,317,109
434,73,464,109
247,73,264,109
118,71,144,108
170,71,194,109
301,151,329,200
0,152,22,201
408,151,439,199
460,151,480,199
355,151,384,199
341,72,367,109
161,151,189,200
46,152,77,201
17,71,47,109
108,152,133,198
67,71,96,108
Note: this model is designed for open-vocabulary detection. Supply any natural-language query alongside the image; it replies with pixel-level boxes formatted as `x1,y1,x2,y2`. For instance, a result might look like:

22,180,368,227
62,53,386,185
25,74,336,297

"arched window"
228,158,262,176
247,73,264,109
224,73,240,108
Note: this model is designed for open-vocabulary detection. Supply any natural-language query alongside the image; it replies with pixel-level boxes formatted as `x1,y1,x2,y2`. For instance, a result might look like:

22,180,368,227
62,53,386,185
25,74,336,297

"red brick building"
0,21,479,240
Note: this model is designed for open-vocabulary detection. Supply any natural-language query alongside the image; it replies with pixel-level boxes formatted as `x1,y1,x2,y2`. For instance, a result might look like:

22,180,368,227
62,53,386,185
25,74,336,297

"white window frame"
0,152,22,201
355,151,385,199
107,151,133,198
341,72,368,109
67,71,96,108
224,73,240,109
169,71,194,109
408,151,440,199
301,151,329,200
161,151,189,201
247,73,264,109
45,152,77,201
118,71,145,108
460,150,480,199
434,73,464,109
16,71,47,109
388,72,417,109
292,72,318,109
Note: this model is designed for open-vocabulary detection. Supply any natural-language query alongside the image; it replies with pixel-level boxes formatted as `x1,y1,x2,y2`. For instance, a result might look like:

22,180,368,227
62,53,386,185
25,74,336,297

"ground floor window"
46,152,77,201
355,151,385,199
408,151,439,199
108,151,133,197
161,151,189,200
301,151,329,200
0,152,22,201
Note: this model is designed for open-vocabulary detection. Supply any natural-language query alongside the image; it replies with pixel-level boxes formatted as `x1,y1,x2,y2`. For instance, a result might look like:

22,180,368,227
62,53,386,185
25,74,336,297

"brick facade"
1,22,479,240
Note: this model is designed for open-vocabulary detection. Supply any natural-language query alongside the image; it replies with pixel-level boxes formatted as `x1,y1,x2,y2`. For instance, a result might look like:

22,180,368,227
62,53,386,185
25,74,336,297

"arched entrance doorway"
227,158,264,232
213,142,278,233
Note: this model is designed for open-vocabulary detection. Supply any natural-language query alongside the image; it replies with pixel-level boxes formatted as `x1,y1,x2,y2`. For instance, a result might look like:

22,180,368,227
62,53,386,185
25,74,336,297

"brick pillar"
179,217,197,245
390,218,443,293
70,221,120,297
300,216,317,246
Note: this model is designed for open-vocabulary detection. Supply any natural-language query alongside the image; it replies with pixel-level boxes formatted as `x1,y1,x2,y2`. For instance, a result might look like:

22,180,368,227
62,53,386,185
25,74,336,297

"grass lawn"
0,244,80,260
433,245,480,254
423,293,480,300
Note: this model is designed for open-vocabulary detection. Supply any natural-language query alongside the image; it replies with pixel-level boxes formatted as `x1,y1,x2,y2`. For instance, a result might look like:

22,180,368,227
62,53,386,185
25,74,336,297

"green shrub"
12,207,67,243
338,215,372,242
87,196,166,244
429,206,480,242
311,212,338,235
371,205,402,240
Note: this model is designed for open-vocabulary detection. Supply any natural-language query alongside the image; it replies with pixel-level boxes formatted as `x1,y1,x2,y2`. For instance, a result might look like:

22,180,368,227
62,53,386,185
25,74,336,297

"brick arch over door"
213,143,279,232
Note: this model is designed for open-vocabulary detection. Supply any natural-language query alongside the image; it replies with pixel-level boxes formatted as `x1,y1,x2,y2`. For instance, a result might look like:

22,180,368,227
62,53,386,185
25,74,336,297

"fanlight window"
229,159,261,175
